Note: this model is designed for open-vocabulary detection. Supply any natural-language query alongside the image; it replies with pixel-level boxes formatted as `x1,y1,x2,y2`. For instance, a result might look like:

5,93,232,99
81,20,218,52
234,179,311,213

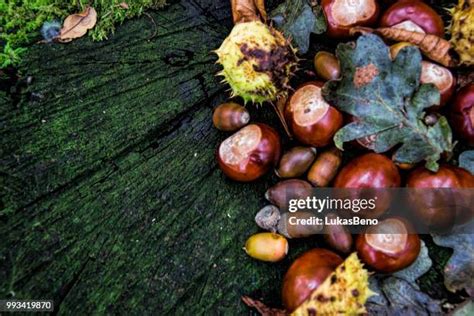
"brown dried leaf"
241,296,287,316
231,0,267,24
350,26,456,67
57,6,97,43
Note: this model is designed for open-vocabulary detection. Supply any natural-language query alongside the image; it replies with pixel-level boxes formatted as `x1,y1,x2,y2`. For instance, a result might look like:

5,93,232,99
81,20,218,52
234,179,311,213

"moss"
0,0,167,68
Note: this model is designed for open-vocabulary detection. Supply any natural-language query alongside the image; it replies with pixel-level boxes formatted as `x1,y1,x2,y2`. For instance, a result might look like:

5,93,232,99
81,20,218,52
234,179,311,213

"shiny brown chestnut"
282,248,343,312
212,102,250,131
307,147,342,187
265,179,313,210
449,83,474,146
334,153,401,188
217,123,281,182
380,0,445,37
420,61,456,107
406,165,474,230
285,82,343,147
321,0,380,38
356,217,420,273
276,146,317,178
334,153,401,218
314,51,341,81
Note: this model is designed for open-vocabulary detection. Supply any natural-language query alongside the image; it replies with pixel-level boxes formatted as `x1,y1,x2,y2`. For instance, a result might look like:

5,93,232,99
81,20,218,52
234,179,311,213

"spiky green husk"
292,253,375,316
449,0,474,66
215,21,297,104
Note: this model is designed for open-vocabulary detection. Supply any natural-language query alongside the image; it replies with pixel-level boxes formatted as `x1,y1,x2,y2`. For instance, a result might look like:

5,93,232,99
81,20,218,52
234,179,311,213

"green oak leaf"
271,0,326,54
459,151,474,174
367,241,443,315
432,222,474,297
323,34,453,172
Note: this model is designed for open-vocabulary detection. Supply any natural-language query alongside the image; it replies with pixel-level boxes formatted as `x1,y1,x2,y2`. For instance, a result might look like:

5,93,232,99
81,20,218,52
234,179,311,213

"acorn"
265,179,313,210
244,232,288,262
307,147,342,187
255,205,281,232
314,51,341,81
212,102,250,131
275,146,317,178
277,211,323,239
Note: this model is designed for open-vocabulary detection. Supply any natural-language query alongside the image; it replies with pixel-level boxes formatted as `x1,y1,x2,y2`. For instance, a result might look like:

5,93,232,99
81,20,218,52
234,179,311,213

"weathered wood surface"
0,1,292,314
0,0,460,314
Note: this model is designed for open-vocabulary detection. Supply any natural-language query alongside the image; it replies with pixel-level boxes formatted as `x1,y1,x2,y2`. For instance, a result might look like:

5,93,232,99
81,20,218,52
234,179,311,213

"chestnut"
321,0,380,38
314,51,341,81
406,165,474,231
420,61,456,107
285,82,343,147
307,147,342,187
380,0,445,37
282,248,343,312
449,83,474,146
217,123,281,182
276,146,317,178
334,153,401,188
356,217,420,273
265,179,313,210
244,232,288,262
212,102,250,132
334,153,401,217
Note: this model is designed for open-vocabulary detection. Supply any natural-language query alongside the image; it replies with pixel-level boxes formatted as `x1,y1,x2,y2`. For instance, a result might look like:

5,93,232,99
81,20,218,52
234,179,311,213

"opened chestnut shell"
449,83,474,146
356,217,420,273
420,61,456,107
322,0,380,38
285,82,343,147
282,248,343,312
217,123,281,181
380,0,445,37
